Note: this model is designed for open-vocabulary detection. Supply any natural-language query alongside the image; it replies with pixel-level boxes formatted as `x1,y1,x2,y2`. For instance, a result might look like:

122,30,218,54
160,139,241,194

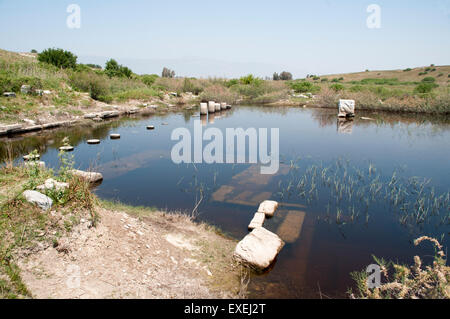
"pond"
1,106,449,298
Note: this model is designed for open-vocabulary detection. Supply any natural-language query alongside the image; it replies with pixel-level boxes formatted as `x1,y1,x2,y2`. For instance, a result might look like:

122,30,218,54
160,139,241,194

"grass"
0,148,98,298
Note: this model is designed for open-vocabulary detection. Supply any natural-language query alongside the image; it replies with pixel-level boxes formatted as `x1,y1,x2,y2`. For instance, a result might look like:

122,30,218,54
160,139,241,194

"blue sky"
0,0,449,78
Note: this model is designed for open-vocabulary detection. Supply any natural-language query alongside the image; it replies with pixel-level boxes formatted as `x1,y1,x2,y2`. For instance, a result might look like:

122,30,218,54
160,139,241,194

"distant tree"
273,72,280,81
86,63,102,69
105,59,132,78
31,49,37,53
279,71,293,81
162,67,175,78
38,48,77,69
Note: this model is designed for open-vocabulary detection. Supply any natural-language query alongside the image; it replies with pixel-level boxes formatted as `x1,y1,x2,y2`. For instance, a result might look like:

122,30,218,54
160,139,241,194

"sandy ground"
18,207,238,299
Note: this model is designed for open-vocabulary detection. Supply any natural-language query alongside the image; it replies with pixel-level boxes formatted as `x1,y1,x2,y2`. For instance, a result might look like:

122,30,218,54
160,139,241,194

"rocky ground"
17,205,239,299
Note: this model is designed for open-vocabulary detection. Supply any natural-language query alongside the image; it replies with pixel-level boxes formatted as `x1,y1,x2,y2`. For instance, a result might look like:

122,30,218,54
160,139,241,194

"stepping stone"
248,212,265,230
87,139,100,144
69,169,103,183
22,190,53,211
23,154,40,161
257,200,279,217
233,227,285,271
110,134,121,139
147,125,155,130
59,146,74,152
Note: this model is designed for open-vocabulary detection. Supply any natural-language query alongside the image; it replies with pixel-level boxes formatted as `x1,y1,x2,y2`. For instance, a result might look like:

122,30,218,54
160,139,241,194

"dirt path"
18,207,239,299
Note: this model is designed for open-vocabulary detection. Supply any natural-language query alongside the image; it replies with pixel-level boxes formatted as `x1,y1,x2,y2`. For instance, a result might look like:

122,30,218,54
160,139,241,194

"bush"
182,78,203,95
403,68,412,72
69,71,109,101
330,83,345,92
225,79,239,88
31,49,37,53
421,77,436,83
321,78,328,82
105,59,132,78
140,74,159,87
239,74,261,85
289,81,320,93
414,82,438,94
38,48,77,69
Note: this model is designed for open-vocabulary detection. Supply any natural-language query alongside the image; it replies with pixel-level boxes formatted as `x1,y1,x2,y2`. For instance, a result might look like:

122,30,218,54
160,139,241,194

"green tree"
38,48,77,69
105,59,132,78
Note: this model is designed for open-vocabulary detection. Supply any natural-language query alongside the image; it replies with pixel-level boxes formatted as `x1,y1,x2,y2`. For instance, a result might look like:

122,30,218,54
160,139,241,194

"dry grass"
350,236,449,299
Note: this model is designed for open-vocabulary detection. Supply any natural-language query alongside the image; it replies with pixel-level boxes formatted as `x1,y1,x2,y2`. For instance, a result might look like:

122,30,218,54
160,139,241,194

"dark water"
1,106,449,298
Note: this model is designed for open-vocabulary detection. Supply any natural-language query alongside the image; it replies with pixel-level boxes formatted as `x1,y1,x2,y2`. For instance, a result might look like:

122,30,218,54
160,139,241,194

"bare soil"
17,206,240,299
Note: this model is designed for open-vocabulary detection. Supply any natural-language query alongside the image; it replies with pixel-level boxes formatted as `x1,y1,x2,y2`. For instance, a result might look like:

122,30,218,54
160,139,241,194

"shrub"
421,77,436,83
31,49,37,53
182,78,203,95
69,71,109,101
331,78,340,83
225,79,239,88
349,85,364,92
403,68,412,72
419,72,428,76
330,83,345,92
105,59,132,78
239,74,260,85
414,82,438,94
141,74,159,87
38,48,77,69
321,78,329,82
312,76,320,81
289,81,320,93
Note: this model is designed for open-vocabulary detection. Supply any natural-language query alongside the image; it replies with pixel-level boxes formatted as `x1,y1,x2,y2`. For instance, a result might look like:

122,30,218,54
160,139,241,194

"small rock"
3,92,16,98
23,154,40,161
23,118,36,126
22,190,53,211
59,146,74,152
257,200,279,217
84,113,97,119
110,134,121,139
147,125,155,130
21,85,31,94
87,139,100,145
69,169,103,183
36,178,69,192
233,227,285,271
